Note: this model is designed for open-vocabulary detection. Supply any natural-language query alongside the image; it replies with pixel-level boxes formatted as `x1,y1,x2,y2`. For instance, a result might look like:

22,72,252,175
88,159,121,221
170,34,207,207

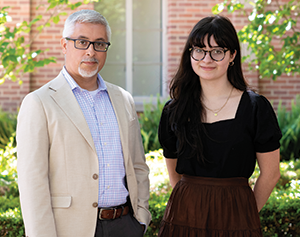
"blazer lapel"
48,73,96,154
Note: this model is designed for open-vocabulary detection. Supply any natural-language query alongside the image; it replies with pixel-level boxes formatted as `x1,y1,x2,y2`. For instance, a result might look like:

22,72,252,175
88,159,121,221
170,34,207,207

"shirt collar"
62,66,107,92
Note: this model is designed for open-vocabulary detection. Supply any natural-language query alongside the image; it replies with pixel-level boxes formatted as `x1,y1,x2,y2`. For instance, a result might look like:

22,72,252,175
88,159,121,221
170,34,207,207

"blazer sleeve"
17,93,58,237
126,92,152,227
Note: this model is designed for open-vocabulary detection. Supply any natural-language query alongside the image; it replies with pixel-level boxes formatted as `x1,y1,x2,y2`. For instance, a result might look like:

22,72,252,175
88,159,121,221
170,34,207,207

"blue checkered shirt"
62,67,129,207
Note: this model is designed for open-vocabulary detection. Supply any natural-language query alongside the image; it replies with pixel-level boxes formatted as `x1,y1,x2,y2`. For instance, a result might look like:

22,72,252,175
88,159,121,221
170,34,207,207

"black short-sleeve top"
158,90,282,178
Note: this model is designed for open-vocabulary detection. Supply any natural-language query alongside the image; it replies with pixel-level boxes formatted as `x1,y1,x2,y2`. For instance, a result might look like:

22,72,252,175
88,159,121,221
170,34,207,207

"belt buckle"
99,207,118,220
112,208,117,219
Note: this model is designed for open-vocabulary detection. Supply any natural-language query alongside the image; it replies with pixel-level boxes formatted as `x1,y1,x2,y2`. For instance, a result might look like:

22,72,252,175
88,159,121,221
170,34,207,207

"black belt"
98,204,129,220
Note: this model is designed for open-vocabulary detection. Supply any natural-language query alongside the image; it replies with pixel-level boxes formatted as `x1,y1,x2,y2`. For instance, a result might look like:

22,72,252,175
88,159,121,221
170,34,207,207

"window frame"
125,0,168,111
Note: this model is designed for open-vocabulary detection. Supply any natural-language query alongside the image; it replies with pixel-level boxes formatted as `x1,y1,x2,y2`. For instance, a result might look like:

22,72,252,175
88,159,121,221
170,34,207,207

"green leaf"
52,15,60,24
35,60,46,67
37,25,44,31
48,2,57,10
29,15,43,27
23,63,34,73
2,55,18,67
69,2,83,10
267,54,275,61
285,51,294,59
212,4,224,14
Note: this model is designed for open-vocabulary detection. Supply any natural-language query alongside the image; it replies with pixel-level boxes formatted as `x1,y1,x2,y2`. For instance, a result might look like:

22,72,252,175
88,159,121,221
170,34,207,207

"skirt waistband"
181,174,249,186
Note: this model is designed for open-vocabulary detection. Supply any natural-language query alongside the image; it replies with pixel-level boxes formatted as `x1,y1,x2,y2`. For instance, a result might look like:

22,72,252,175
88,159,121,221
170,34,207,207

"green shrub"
277,95,300,161
138,95,168,153
146,184,171,237
0,110,16,150
145,150,171,237
247,159,300,236
0,135,18,198
0,135,24,237
260,180,300,236
0,208,24,237
0,196,20,213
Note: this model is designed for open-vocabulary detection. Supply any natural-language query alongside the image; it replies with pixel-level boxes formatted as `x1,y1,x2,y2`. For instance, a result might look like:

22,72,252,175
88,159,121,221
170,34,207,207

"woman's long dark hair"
166,15,249,165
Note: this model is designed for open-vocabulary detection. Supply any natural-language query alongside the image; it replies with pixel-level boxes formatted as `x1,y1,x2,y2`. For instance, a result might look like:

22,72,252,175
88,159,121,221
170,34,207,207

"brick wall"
1,0,93,112
0,0,31,112
167,0,300,110
1,0,299,113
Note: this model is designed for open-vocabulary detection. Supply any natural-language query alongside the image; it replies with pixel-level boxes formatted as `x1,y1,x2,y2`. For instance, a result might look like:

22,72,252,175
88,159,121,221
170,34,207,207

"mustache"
81,58,99,63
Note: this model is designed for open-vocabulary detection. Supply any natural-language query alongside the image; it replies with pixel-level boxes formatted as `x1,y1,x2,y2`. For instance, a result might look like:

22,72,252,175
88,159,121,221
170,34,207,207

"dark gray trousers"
94,212,144,237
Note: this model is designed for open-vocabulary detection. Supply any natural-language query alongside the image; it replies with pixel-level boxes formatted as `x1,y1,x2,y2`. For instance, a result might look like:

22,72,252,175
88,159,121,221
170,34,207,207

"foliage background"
138,95,168,153
212,0,300,80
277,95,300,161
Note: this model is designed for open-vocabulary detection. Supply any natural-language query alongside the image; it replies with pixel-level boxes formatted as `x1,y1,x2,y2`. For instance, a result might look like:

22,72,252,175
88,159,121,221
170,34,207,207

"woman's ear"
230,49,237,63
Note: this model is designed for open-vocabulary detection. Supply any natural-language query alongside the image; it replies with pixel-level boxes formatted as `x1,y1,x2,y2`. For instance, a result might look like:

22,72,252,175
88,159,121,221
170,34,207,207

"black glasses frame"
189,47,230,62
65,37,111,52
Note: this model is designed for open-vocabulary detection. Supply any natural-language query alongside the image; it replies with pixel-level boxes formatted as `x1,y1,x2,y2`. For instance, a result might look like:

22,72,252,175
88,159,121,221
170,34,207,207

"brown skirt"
158,175,263,237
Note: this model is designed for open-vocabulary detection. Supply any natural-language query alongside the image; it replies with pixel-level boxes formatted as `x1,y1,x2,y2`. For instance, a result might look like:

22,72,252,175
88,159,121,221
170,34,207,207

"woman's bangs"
190,26,229,49
189,29,206,48
211,31,229,49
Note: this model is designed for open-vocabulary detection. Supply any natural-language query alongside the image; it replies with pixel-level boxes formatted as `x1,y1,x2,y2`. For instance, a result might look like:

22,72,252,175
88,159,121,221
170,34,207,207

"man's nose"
86,43,96,56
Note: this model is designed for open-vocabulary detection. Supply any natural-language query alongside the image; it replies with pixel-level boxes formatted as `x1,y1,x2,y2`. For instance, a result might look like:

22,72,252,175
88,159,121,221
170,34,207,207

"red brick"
0,0,298,112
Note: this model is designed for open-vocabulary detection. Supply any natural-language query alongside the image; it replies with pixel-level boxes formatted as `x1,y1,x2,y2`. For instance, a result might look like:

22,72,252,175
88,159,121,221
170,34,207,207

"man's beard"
78,58,99,77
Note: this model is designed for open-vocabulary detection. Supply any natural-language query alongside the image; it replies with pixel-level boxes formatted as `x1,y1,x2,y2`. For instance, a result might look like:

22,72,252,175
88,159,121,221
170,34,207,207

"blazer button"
93,174,98,180
92,202,98,208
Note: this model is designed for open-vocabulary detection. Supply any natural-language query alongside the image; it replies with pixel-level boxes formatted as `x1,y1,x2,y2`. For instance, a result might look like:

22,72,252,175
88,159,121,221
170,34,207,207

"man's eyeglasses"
65,37,111,52
189,47,229,62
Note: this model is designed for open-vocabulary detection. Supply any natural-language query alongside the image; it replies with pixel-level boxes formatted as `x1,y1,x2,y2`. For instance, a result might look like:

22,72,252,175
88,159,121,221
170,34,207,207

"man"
17,9,151,237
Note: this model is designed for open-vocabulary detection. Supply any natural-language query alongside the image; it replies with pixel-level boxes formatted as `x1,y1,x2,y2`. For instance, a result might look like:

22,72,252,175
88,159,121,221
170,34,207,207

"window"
94,0,167,109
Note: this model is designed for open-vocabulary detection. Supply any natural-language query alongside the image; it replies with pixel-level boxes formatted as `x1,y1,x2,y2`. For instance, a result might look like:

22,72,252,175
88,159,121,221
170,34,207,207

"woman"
158,15,282,236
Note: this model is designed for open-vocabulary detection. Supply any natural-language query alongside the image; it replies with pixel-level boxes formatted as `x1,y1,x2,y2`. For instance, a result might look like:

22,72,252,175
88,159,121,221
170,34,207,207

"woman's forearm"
165,158,182,188
253,171,280,211
254,149,281,212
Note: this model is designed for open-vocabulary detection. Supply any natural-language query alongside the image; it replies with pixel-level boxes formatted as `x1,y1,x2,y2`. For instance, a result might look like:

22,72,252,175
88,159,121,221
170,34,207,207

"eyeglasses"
65,37,111,52
189,47,229,62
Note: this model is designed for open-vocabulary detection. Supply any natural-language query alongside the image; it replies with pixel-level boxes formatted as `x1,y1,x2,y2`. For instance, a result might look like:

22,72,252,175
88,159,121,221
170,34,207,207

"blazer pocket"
51,196,72,209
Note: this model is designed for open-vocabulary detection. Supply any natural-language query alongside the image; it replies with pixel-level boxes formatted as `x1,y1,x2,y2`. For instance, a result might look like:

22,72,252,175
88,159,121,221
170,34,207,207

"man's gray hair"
62,9,111,41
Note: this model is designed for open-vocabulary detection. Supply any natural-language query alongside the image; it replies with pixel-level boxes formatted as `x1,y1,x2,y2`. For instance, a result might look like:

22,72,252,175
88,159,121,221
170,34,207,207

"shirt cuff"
140,222,147,234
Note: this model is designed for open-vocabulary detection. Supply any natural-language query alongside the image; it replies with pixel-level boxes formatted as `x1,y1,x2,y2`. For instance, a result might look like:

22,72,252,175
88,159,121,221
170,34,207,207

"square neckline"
203,90,247,125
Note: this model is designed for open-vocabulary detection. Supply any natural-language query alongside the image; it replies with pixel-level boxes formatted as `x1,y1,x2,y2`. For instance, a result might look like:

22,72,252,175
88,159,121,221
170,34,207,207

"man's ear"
61,38,67,54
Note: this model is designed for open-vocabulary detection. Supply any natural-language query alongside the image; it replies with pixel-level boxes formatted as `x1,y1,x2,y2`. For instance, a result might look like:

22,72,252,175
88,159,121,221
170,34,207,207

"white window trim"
162,0,168,99
126,0,133,94
125,0,168,111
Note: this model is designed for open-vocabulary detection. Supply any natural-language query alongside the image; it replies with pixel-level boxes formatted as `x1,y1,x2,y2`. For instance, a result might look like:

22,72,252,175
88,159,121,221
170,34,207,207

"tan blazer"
17,71,151,237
